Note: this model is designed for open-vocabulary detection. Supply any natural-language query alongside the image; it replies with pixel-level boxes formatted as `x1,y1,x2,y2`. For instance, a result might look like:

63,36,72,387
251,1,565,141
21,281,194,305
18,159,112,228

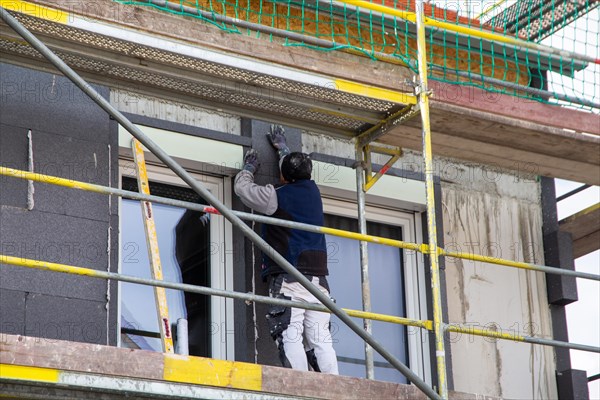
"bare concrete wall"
110,89,241,135
441,176,557,399
302,131,424,169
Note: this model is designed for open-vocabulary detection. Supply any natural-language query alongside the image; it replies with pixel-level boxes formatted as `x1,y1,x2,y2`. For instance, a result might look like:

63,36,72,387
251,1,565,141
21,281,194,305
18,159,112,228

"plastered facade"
303,130,557,399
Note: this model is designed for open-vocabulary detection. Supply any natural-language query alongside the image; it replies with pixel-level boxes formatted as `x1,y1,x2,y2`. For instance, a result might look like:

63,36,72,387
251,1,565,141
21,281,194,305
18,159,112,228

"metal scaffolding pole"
2,165,599,282
355,143,375,379
0,255,432,329
338,0,599,65
3,254,599,354
443,323,600,353
0,7,440,400
415,0,448,398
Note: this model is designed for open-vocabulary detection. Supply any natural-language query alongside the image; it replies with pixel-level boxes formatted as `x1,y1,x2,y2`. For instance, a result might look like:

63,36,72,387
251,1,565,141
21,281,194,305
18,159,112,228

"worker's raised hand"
243,149,260,174
267,124,287,149
267,124,290,159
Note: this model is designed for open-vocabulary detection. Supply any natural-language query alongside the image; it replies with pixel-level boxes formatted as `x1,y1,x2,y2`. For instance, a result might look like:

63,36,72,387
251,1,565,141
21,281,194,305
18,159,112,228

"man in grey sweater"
234,125,338,374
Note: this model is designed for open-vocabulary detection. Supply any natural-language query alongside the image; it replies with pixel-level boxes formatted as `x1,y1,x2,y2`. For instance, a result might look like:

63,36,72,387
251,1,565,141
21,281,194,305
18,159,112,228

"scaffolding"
113,0,600,111
0,2,599,400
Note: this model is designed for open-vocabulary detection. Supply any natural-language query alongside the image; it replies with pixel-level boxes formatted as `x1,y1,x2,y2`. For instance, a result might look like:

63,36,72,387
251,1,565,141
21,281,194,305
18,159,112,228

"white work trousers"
270,275,339,374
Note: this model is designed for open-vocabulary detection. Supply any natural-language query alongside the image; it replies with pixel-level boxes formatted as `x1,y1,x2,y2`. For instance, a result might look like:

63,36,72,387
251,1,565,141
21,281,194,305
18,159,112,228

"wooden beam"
429,83,600,136
0,334,421,400
0,334,164,380
0,334,501,399
261,364,424,400
560,203,600,258
425,103,599,164
379,124,600,185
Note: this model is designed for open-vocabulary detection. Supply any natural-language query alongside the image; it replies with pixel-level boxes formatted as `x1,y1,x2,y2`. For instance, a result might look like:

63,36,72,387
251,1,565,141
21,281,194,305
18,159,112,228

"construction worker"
234,125,339,374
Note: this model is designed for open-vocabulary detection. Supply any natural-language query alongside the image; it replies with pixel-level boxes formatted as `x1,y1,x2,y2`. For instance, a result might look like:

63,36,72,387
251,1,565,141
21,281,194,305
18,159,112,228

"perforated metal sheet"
1,38,371,131
486,0,597,41
0,12,400,133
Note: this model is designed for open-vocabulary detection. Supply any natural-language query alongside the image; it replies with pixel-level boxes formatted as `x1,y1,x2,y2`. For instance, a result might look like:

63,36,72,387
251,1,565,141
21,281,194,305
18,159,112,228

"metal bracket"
408,76,433,98
355,102,421,192
356,103,421,149
361,144,403,192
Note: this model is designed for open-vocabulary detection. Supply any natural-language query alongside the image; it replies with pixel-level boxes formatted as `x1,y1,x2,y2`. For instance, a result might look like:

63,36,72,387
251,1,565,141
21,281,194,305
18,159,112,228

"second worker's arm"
234,149,278,216
234,125,291,215
267,124,290,162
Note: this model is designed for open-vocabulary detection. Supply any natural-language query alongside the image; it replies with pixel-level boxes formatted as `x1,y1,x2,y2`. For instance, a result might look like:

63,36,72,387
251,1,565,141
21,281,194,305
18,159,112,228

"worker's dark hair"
281,152,312,182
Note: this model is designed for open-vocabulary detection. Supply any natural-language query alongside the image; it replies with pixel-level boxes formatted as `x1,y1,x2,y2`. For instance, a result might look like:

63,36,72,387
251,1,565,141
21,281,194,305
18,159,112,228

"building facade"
1,1,597,399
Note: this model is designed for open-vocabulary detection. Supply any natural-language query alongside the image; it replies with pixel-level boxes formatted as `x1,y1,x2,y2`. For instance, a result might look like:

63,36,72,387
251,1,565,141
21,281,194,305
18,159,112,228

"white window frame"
117,160,234,360
321,196,432,385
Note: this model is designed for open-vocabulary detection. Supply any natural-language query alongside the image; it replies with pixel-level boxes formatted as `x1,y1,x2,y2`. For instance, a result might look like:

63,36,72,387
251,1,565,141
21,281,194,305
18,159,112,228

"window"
323,198,431,384
118,162,233,359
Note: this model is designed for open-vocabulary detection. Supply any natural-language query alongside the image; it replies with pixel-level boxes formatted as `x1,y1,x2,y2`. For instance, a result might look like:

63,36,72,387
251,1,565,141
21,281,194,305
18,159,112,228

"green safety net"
113,0,599,112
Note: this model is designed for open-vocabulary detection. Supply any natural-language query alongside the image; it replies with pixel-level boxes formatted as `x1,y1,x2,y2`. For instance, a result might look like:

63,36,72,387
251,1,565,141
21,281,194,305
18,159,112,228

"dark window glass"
120,179,212,357
324,214,408,383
